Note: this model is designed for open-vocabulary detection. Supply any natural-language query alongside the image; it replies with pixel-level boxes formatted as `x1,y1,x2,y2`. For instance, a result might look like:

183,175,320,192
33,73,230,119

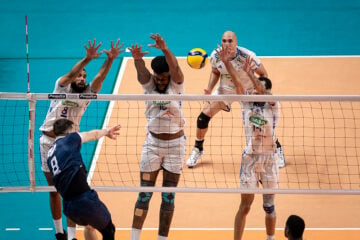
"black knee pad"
135,191,153,210
100,221,115,240
197,112,211,129
161,192,175,211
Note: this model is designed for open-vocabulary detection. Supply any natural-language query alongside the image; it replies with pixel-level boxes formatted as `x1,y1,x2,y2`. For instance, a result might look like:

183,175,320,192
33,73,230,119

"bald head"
221,31,238,57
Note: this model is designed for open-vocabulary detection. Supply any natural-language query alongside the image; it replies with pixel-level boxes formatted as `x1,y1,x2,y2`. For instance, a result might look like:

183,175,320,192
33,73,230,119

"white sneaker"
277,146,286,168
186,147,203,168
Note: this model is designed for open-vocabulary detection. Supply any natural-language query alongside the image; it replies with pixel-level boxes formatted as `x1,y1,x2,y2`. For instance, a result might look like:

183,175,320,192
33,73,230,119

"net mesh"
0,93,359,193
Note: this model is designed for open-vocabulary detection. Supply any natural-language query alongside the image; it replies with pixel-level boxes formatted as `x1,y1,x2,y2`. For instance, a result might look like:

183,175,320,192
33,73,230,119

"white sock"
131,228,141,240
266,235,275,240
158,235,168,240
67,226,76,239
53,219,63,233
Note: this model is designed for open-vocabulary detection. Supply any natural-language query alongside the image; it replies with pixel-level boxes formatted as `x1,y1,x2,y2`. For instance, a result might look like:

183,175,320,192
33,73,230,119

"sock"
67,226,76,239
53,219,63,234
131,228,141,240
158,235,168,240
266,235,275,240
195,139,204,151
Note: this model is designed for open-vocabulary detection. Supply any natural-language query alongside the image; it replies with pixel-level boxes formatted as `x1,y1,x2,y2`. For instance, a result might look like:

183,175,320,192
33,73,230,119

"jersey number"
49,156,61,176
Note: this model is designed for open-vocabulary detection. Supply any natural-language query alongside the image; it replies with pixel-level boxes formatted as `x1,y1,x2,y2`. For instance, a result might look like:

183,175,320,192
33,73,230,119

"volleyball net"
0,92,359,194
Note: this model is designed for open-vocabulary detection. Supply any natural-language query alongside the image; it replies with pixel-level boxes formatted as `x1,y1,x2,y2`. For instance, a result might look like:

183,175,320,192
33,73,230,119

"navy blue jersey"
47,132,87,197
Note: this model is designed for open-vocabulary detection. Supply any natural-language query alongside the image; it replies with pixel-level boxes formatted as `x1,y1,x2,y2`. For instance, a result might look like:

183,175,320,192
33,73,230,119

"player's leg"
158,169,180,239
84,225,98,240
186,101,227,167
131,171,159,240
234,194,255,240
263,194,276,240
40,134,67,239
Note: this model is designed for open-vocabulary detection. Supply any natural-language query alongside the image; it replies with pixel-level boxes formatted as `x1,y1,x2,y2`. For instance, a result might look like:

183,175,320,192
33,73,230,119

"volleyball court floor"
79,57,360,240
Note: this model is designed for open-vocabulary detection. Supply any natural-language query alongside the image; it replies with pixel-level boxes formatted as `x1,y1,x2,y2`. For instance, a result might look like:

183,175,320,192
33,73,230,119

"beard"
155,84,169,94
71,82,87,93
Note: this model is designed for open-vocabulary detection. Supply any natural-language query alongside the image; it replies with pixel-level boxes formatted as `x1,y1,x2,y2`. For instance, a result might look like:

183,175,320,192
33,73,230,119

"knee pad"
135,191,153,210
161,192,175,211
263,194,276,217
197,112,211,129
100,221,115,240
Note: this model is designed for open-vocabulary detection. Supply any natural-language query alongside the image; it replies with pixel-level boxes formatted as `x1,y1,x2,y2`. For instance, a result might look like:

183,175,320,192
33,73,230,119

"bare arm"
59,39,102,87
242,56,266,94
80,125,121,143
130,44,152,85
204,69,220,94
255,63,268,78
148,33,184,84
91,39,124,93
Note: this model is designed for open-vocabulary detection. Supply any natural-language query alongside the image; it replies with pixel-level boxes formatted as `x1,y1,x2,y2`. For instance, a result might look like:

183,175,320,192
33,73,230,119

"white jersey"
142,79,185,134
210,46,261,93
242,101,279,154
39,78,92,132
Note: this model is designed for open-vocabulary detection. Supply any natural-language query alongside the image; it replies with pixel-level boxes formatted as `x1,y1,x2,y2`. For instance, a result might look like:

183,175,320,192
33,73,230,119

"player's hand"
106,125,121,140
241,55,255,75
148,33,167,51
129,44,149,59
104,39,125,60
84,39,103,60
215,44,232,63
203,88,211,95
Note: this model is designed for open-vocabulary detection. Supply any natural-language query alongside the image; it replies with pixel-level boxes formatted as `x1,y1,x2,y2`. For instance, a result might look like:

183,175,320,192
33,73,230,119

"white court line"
87,57,129,184
75,227,360,231
5,228,20,231
38,228,53,231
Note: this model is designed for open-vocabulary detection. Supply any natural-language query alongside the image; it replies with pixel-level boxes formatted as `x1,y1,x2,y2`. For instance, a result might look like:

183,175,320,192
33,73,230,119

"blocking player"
129,33,185,240
218,45,280,240
39,39,124,240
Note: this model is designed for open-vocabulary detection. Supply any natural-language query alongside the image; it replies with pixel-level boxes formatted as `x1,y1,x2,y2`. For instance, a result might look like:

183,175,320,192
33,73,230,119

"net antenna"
25,16,36,191
25,16,30,93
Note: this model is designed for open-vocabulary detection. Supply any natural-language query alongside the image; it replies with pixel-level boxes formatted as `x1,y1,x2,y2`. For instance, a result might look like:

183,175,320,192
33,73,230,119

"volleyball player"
217,45,279,240
285,215,305,240
47,119,121,240
39,39,124,240
128,33,185,240
186,30,286,168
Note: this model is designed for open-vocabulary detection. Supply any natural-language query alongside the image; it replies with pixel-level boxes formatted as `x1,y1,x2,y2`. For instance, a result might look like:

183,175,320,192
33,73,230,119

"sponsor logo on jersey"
249,115,268,127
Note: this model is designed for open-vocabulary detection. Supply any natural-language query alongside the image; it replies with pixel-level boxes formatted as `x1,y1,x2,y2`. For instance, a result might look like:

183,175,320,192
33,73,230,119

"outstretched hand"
104,39,125,60
106,125,121,140
215,44,233,63
129,44,149,60
241,55,254,75
148,33,167,51
84,39,103,60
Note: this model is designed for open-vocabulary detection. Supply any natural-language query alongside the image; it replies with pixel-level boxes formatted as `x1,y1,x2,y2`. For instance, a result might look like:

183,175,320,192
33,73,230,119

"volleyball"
187,48,208,69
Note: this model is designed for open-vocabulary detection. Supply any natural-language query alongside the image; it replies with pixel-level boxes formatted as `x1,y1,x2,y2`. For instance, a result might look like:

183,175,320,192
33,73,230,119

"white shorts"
39,133,55,172
213,86,236,111
140,133,186,174
240,153,279,189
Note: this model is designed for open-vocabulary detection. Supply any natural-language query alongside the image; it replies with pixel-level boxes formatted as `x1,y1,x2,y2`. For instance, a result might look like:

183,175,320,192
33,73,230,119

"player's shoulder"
236,46,257,57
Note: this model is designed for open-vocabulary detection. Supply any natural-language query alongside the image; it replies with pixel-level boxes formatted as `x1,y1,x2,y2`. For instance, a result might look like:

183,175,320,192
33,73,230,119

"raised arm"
216,45,245,94
242,56,266,94
59,39,102,87
148,33,184,84
129,43,152,85
80,125,121,143
91,39,124,93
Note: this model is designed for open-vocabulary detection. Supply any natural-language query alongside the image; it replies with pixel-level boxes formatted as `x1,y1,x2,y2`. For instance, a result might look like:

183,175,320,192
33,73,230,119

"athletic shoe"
55,230,67,240
277,146,286,168
186,147,203,168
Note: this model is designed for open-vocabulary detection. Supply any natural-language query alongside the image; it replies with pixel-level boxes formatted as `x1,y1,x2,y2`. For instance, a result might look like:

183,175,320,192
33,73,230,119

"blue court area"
0,1,360,239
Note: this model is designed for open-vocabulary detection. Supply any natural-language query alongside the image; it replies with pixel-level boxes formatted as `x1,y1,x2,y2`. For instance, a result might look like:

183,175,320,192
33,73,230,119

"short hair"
151,56,169,74
53,119,74,136
258,76,272,90
286,215,305,239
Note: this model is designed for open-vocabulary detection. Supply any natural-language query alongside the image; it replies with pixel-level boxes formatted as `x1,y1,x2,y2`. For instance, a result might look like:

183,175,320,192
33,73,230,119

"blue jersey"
47,132,86,197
